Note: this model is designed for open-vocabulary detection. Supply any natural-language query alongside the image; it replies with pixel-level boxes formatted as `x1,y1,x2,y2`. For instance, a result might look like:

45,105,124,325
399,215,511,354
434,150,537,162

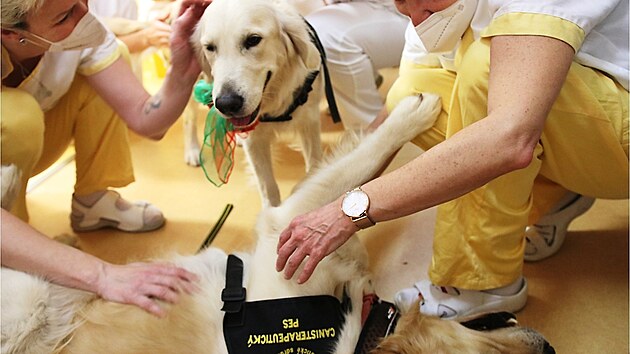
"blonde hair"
1,0,45,29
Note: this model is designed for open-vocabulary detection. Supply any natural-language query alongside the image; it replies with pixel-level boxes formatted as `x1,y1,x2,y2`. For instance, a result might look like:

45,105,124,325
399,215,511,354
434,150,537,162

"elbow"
509,145,536,170
146,131,166,141
497,124,541,172
502,133,539,172
126,122,167,141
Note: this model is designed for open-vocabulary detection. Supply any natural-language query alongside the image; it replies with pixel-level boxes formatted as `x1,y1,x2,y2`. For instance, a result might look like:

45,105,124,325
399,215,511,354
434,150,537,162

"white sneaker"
394,278,528,320
524,193,595,262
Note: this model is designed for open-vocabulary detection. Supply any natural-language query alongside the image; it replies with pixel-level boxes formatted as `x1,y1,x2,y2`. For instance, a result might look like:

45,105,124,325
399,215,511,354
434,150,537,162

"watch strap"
352,213,375,229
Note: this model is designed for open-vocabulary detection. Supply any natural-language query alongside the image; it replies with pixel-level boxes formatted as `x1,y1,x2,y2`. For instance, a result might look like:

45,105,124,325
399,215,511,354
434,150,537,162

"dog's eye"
206,43,216,52
244,35,262,49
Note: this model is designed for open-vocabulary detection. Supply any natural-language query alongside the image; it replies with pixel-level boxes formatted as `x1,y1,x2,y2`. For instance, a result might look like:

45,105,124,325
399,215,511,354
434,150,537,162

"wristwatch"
341,187,375,229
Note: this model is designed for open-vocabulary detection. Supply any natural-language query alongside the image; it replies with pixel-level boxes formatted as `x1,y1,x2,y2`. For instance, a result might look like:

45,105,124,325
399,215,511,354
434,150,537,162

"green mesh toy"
193,80,236,187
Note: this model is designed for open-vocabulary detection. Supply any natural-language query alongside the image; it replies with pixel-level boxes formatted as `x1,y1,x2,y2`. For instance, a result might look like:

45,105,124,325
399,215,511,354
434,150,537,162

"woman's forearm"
1,209,104,293
362,113,527,223
138,68,198,139
87,58,198,139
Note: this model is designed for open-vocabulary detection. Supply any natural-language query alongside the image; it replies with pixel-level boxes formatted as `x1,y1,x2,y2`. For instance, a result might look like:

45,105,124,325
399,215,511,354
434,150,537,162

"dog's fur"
373,302,554,354
0,94,553,354
191,0,326,207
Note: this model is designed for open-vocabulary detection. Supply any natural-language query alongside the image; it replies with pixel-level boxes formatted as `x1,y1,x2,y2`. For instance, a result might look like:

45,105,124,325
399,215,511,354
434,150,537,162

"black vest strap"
305,19,342,124
221,255,247,326
261,20,342,124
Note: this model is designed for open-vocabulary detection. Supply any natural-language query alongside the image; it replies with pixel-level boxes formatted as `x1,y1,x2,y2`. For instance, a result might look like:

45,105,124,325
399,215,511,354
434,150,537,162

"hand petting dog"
95,261,200,318
276,196,358,284
168,0,212,81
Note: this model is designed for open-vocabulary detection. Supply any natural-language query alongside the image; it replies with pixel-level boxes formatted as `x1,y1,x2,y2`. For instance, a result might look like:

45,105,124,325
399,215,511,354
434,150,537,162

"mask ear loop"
1,27,29,46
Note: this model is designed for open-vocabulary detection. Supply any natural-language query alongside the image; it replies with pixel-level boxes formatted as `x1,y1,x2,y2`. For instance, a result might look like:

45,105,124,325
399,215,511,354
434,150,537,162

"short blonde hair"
1,0,45,29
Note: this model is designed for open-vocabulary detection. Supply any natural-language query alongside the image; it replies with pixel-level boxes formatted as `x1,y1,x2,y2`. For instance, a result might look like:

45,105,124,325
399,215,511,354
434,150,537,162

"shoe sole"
71,215,165,233
524,196,595,262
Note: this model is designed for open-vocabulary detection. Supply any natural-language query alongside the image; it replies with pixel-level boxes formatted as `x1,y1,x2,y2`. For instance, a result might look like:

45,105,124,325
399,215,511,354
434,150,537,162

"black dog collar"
260,19,342,124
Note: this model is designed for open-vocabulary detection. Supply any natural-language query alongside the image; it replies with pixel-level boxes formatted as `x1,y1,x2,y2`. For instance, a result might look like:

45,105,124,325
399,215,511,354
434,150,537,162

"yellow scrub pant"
386,33,629,290
1,76,135,222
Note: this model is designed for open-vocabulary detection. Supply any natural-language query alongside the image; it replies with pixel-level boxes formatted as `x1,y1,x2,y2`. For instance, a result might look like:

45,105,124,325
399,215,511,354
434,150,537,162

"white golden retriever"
1,94,554,354
192,0,328,207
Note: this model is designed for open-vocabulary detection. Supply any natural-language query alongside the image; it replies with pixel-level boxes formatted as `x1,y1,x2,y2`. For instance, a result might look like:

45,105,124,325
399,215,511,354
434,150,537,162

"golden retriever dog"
192,0,329,207
1,94,553,354
373,303,555,354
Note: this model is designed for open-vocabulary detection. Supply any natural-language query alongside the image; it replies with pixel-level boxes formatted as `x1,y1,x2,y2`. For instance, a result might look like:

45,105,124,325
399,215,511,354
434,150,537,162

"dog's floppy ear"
275,2,320,71
190,22,213,81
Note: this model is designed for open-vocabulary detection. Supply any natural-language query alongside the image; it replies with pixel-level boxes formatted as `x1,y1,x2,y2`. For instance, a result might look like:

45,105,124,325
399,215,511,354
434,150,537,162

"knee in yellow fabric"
1,88,45,221
386,60,456,113
454,39,491,127
386,60,456,150
0,88,45,171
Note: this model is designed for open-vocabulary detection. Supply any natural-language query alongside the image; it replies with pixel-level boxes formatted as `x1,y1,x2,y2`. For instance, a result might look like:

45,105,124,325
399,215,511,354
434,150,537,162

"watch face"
342,190,369,218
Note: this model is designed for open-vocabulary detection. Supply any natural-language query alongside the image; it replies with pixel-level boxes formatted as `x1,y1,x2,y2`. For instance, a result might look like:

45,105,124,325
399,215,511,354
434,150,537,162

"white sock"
484,276,524,296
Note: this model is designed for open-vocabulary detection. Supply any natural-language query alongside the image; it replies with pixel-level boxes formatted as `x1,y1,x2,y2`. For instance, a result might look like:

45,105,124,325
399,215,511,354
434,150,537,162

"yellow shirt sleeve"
78,47,122,76
481,12,585,53
77,31,123,76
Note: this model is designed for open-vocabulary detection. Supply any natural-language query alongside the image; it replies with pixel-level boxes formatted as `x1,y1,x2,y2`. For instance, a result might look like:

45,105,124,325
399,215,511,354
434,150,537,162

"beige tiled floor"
26,68,629,353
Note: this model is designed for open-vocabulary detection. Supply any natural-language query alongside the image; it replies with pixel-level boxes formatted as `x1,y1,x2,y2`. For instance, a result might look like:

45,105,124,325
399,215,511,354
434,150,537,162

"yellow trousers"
1,76,135,221
386,35,629,290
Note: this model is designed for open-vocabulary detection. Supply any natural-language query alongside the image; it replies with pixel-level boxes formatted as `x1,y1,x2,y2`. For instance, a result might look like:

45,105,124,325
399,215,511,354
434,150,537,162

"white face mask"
414,0,478,53
21,12,107,52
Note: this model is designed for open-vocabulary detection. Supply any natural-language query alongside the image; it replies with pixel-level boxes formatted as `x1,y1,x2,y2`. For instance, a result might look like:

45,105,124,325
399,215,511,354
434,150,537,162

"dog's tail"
1,268,94,354
274,94,442,222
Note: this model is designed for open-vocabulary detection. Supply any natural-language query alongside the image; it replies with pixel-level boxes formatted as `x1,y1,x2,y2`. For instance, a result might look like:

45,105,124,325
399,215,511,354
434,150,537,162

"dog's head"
372,302,555,354
192,0,320,130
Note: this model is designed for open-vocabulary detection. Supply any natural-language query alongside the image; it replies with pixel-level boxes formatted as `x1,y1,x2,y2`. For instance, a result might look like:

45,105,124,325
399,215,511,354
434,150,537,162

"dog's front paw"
388,93,442,142
184,146,202,167
1,164,22,210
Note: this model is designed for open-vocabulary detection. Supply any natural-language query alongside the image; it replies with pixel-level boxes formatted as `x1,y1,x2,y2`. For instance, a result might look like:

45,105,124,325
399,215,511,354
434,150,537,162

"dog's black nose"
215,93,244,116
543,341,556,354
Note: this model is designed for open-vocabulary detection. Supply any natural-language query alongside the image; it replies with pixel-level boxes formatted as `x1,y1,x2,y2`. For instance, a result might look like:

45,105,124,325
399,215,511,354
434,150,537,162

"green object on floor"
198,203,234,251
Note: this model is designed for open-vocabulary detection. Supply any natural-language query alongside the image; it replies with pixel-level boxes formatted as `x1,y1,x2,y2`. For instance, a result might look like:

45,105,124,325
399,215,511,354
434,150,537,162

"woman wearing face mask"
276,0,628,319
1,0,211,317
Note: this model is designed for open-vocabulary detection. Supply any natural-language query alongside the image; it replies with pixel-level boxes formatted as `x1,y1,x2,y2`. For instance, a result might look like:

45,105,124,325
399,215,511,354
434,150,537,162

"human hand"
276,199,358,284
168,0,212,80
96,261,199,317
141,20,172,48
